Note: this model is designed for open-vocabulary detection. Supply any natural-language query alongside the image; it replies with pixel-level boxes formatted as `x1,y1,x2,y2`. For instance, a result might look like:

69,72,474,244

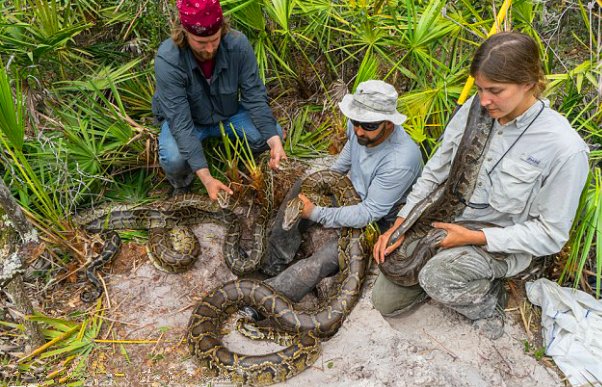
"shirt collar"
213,32,230,74
502,98,549,129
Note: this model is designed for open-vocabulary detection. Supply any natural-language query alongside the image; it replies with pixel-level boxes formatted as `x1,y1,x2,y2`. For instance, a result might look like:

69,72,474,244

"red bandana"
177,0,223,37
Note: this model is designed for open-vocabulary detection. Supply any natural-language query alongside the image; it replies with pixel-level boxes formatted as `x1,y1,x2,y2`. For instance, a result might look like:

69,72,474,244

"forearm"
386,216,406,237
162,118,208,171
434,222,487,249
484,151,589,256
195,168,213,185
155,59,207,171
195,168,233,201
266,135,282,148
243,102,278,138
483,221,563,255
310,188,408,229
309,203,373,229
374,216,406,263
458,228,487,246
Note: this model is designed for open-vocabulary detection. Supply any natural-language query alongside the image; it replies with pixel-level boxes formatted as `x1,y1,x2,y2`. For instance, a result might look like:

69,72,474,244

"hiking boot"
259,247,291,277
259,262,288,277
171,184,192,197
473,308,505,340
381,291,429,317
239,306,265,322
473,285,508,340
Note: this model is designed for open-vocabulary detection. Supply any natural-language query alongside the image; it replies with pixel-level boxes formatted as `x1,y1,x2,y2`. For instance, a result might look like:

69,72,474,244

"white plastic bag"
526,278,602,386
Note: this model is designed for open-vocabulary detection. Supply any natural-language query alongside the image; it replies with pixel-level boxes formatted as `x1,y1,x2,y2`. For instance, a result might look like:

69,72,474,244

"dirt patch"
13,157,561,386
78,224,560,386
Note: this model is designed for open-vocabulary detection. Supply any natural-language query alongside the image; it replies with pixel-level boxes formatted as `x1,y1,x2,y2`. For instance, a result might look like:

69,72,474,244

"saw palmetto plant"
0,0,600,383
0,0,599,278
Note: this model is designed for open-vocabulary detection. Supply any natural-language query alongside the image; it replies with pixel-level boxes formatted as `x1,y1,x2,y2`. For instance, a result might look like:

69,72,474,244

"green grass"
0,0,599,294
0,2,600,382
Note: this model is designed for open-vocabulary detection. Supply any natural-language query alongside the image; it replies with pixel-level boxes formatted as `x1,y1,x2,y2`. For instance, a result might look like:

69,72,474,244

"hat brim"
338,94,407,126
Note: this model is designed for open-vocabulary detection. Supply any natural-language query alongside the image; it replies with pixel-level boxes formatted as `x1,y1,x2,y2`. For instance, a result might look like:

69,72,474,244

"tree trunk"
5,275,45,348
0,180,45,348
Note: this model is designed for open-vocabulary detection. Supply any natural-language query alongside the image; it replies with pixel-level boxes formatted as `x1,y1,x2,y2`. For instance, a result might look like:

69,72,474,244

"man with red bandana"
152,0,286,199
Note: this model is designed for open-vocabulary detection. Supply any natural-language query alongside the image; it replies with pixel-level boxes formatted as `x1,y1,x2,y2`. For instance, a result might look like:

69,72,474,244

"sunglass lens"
362,122,381,131
350,120,382,131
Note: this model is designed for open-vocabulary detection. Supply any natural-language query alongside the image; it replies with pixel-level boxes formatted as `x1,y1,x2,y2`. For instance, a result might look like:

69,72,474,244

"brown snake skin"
379,95,495,286
187,170,368,385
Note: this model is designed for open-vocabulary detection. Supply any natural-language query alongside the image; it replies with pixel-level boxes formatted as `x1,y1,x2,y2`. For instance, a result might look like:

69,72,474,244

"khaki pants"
372,246,508,320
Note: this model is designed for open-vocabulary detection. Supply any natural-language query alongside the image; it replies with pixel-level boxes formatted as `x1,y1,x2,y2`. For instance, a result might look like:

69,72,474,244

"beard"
195,49,218,61
356,128,387,147
356,137,371,146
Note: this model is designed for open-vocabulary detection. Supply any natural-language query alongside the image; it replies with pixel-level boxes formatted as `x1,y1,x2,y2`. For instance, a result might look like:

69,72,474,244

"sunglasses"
350,119,384,131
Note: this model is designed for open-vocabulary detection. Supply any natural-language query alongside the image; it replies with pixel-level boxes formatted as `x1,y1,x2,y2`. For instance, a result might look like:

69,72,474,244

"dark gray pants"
260,178,397,302
260,179,308,276
265,240,339,302
260,180,340,301
372,246,508,320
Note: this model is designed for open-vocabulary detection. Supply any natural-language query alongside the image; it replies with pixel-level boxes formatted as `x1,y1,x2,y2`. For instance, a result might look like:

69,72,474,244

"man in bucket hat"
152,0,286,200
241,80,423,320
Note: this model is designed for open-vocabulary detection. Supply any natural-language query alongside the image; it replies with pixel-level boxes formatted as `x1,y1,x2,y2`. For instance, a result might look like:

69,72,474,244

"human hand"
373,217,406,264
431,222,486,248
266,135,287,171
196,168,233,202
298,193,315,219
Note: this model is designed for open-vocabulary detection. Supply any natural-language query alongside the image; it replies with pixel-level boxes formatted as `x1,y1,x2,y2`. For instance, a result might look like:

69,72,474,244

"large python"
379,95,495,286
75,166,274,302
187,170,368,386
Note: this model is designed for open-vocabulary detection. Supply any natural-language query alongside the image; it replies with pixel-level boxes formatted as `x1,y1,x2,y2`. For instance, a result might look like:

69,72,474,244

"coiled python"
187,170,368,386
379,95,495,286
74,169,273,302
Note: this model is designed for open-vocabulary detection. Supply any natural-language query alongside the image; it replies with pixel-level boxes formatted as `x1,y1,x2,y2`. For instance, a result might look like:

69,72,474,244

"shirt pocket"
489,157,542,214
188,83,212,122
214,82,239,117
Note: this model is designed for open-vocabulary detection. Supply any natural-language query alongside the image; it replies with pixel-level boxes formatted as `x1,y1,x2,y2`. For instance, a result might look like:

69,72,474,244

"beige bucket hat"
338,80,407,125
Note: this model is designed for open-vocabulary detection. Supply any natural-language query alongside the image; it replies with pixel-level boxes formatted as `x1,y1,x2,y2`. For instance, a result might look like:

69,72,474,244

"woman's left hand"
431,222,487,248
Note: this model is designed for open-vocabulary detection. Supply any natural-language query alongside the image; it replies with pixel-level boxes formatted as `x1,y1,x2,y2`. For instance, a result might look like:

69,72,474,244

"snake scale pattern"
74,163,366,384
379,95,495,286
187,170,368,385
74,172,273,302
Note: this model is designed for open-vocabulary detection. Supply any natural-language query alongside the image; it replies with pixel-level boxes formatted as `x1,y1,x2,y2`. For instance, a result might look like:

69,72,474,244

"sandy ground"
74,157,561,386
80,216,561,387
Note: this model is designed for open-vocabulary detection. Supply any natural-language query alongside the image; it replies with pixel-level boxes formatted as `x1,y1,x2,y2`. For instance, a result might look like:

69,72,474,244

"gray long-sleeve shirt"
152,30,279,171
398,96,589,276
309,121,423,228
